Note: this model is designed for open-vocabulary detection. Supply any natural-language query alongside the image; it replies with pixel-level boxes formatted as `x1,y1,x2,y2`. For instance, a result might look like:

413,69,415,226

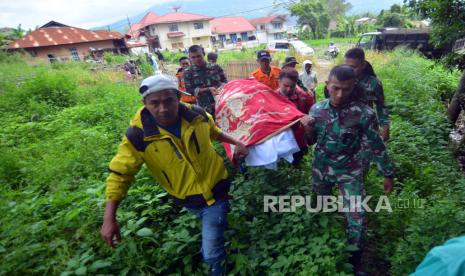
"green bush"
103,52,128,65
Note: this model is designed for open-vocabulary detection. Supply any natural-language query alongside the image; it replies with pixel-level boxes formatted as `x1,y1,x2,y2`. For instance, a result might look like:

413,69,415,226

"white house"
142,12,213,51
249,15,287,44
210,16,258,49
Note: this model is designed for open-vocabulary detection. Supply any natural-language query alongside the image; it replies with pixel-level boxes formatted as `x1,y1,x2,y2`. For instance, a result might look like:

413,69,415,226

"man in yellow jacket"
100,74,248,275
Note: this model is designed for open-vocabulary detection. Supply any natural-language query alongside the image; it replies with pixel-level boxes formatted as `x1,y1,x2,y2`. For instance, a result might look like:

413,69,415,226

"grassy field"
303,37,359,48
0,49,464,275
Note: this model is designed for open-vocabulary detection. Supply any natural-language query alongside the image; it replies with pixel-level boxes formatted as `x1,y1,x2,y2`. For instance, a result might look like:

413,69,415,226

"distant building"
411,20,430,28
210,16,257,49
328,20,338,31
355,17,377,26
7,21,127,62
249,15,287,44
125,11,158,54
137,12,213,51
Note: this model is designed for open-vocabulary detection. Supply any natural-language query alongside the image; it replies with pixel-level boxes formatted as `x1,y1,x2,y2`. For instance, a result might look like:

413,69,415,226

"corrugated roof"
210,17,255,34
7,26,123,49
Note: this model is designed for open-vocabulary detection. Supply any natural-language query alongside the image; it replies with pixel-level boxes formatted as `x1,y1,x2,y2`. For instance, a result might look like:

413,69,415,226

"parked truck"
356,28,448,58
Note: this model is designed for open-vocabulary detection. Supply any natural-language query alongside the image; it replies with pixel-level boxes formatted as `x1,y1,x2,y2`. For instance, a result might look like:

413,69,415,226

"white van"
266,40,315,56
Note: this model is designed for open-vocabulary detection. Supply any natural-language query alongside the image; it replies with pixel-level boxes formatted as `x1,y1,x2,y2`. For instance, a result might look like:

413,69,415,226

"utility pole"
127,15,135,39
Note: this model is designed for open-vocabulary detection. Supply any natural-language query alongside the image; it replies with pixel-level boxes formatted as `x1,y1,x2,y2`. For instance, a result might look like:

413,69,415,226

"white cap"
303,59,313,66
139,74,179,99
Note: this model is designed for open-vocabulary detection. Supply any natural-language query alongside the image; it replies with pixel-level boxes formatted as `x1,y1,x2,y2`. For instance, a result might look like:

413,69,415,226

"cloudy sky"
0,0,200,30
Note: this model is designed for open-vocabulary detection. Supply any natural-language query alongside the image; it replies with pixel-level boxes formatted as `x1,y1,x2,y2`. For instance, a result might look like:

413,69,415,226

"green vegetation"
0,49,464,275
304,37,357,48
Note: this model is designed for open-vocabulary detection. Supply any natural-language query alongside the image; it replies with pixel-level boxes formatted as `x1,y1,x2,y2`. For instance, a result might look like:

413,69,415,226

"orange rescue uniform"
251,65,282,90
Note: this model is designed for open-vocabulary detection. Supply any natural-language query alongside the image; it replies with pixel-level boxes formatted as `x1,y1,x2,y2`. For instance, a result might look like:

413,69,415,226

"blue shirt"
160,119,181,139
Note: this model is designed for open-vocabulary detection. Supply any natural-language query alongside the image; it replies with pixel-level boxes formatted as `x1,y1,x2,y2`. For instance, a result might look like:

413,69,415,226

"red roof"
151,12,212,24
126,22,142,38
167,31,185,38
249,15,286,26
7,26,123,49
210,17,255,34
139,11,158,28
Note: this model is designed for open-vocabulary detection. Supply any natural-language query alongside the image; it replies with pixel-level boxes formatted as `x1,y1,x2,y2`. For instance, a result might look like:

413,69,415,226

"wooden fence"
222,60,280,80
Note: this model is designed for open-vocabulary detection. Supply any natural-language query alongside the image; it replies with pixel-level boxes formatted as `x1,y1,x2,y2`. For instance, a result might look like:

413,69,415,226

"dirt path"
315,58,335,83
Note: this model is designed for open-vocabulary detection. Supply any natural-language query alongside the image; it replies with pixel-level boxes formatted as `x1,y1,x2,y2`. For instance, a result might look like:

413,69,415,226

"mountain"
93,0,403,33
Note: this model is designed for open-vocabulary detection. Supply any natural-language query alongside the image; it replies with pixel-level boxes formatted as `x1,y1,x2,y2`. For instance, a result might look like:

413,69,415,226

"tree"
325,0,352,18
406,0,465,49
11,24,25,39
379,12,408,27
289,0,330,39
390,4,402,13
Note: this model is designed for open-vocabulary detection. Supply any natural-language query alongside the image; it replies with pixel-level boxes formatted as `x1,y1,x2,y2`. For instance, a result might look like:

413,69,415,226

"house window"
272,22,283,29
230,33,237,43
260,25,265,30
240,32,248,42
171,42,184,49
193,22,204,30
69,48,80,61
219,35,226,42
169,24,179,32
274,33,284,40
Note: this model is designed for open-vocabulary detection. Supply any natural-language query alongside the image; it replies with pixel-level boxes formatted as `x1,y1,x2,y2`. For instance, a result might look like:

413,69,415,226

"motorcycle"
327,42,339,59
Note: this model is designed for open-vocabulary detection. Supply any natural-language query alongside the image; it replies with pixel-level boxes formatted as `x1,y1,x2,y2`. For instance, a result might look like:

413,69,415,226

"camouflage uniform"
309,99,394,247
322,75,388,126
357,75,389,127
183,63,227,116
357,75,389,174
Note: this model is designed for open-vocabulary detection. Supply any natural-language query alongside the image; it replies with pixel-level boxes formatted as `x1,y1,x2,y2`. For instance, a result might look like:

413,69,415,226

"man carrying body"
276,68,315,164
100,74,247,276
251,50,281,90
307,65,394,274
183,45,228,117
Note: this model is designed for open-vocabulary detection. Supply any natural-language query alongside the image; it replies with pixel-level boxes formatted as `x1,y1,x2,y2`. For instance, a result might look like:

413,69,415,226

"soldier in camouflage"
307,65,394,274
183,45,228,117
344,47,390,141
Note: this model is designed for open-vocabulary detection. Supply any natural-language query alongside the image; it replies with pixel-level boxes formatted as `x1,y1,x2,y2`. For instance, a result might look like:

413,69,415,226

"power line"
104,1,290,32
214,2,288,18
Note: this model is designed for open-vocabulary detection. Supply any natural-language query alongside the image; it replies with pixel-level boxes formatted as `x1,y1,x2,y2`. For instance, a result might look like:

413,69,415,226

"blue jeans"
186,199,230,276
